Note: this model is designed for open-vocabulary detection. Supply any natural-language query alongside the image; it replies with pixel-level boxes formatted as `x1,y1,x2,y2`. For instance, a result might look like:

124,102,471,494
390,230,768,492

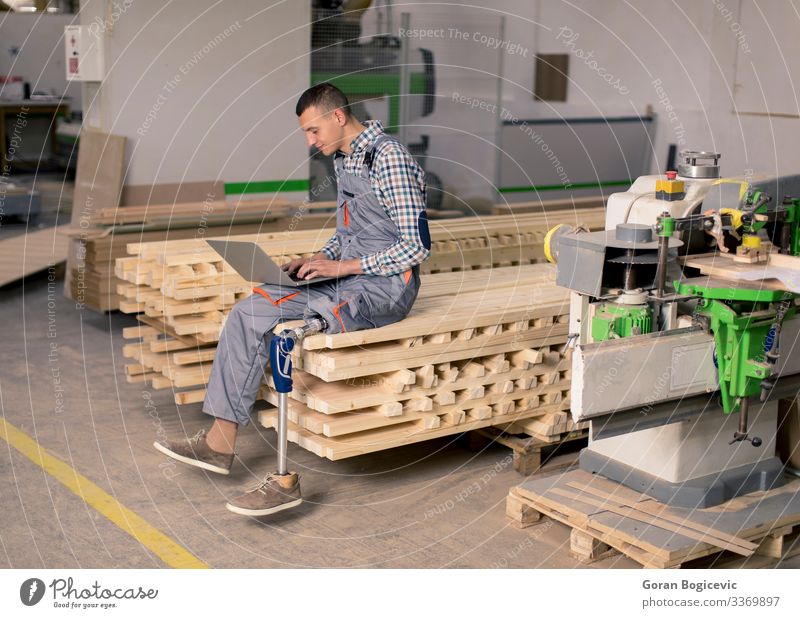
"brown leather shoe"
226,472,302,516
153,429,234,475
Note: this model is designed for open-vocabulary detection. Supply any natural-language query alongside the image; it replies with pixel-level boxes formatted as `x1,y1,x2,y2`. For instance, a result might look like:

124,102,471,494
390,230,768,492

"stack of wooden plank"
90,198,465,225
87,197,334,226
122,264,576,460
115,208,604,341
115,207,605,306
120,263,566,389
492,195,605,215
60,198,337,312
119,209,606,459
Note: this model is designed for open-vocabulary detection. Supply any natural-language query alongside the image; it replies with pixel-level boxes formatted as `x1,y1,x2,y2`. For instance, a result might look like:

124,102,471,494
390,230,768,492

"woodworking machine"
546,150,800,507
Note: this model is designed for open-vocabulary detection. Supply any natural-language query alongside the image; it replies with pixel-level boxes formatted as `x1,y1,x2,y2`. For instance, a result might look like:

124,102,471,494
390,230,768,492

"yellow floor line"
0,417,208,569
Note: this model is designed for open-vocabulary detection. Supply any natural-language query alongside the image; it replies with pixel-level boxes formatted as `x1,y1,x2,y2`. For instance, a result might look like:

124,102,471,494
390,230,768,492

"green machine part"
739,190,800,255
674,279,797,414
591,303,653,341
782,196,800,256
744,188,769,234
656,213,675,237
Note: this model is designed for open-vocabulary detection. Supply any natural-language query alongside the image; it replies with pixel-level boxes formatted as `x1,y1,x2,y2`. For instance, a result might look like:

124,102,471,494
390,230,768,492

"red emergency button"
666,170,677,180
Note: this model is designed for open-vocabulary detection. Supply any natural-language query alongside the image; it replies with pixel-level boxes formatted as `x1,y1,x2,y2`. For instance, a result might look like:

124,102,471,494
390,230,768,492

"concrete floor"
0,267,642,569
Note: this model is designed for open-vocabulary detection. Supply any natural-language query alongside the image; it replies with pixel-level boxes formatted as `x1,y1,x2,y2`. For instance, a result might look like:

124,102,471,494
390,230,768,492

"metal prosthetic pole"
269,317,328,475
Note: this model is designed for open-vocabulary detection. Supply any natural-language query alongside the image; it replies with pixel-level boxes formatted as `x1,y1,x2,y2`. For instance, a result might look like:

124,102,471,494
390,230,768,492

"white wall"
518,0,800,180
79,0,310,199
359,5,507,205
360,0,800,199
0,12,81,105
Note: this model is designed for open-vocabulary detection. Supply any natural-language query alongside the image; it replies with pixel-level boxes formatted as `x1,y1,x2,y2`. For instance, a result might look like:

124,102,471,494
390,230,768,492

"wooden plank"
570,528,619,564
136,314,200,347
512,468,800,568
70,129,126,226
565,480,757,553
263,380,568,437
548,487,754,557
174,389,207,405
281,355,567,414
505,491,542,528
65,130,126,300
302,328,568,381
258,401,570,460
0,226,69,287
113,210,609,459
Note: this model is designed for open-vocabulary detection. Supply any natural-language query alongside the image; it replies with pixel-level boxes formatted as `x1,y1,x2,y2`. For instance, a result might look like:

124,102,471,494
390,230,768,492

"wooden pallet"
506,468,800,568
471,423,588,475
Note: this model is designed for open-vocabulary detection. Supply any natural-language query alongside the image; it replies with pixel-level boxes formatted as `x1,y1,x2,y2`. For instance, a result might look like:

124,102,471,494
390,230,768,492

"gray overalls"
202,133,422,426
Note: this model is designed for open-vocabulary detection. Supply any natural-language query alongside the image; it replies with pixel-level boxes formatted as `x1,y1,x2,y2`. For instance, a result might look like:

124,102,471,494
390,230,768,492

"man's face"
298,106,346,156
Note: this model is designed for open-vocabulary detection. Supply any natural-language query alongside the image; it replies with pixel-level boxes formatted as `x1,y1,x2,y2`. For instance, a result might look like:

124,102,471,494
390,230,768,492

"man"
155,83,431,516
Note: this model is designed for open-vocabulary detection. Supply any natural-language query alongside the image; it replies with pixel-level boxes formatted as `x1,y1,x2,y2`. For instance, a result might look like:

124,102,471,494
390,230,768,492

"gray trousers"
202,273,419,426
202,288,310,426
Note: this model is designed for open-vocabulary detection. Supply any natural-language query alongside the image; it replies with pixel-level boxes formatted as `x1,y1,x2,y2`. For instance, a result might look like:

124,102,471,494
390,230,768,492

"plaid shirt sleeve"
359,144,430,276
319,233,341,260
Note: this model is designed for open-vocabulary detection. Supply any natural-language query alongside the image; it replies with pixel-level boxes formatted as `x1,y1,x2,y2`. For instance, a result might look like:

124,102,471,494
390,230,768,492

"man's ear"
333,108,347,126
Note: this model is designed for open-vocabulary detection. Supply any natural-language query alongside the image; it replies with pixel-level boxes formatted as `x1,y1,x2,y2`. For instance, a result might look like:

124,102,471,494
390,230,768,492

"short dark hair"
295,82,352,118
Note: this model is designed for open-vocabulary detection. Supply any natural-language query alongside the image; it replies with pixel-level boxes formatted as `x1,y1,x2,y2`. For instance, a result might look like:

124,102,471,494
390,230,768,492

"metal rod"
277,392,289,475
656,233,669,297
623,249,636,290
737,396,749,437
272,317,326,476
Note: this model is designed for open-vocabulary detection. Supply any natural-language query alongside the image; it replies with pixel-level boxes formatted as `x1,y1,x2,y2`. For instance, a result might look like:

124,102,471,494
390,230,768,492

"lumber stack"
60,198,337,312
115,209,604,341
492,195,606,215
114,208,606,317
119,209,606,459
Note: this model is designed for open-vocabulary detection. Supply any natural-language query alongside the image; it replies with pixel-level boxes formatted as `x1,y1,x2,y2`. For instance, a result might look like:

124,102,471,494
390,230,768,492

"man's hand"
281,257,310,276
296,258,363,280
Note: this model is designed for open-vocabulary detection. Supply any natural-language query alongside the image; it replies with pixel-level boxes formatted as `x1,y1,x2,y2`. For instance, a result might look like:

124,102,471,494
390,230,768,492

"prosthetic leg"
270,319,328,486
225,316,328,517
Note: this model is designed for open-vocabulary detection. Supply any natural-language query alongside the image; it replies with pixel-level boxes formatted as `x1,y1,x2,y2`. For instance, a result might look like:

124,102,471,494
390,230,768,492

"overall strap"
361,133,392,178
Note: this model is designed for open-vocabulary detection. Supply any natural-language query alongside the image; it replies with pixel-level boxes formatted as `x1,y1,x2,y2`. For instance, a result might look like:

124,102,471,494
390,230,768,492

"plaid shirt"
319,120,430,276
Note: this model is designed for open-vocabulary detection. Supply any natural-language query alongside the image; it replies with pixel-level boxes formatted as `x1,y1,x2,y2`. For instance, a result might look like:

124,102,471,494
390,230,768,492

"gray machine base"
579,449,787,508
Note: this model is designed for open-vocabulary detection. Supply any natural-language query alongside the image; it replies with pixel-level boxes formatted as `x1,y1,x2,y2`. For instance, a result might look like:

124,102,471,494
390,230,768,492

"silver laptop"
206,239,335,287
